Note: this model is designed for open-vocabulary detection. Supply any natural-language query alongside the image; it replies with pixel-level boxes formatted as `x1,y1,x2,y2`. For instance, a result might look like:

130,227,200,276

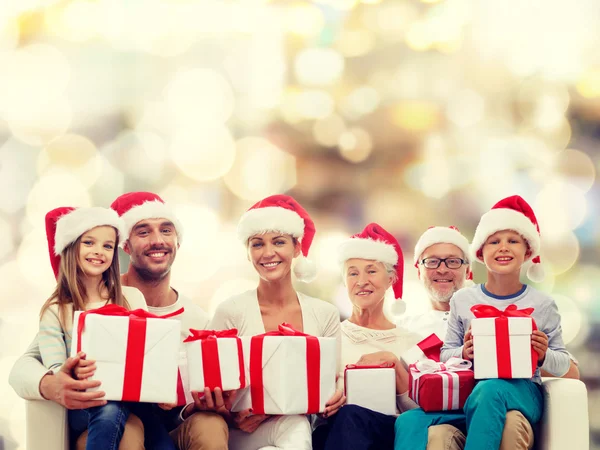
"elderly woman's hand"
319,389,346,419
356,351,398,367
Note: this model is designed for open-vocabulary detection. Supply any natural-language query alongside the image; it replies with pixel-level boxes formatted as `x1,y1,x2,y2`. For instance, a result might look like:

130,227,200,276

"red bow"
262,322,309,337
471,304,534,319
183,328,240,342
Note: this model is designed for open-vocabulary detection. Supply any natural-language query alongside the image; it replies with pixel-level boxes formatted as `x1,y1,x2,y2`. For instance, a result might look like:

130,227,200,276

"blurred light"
284,3,324,37
552,149,596,192
89,157,126,208
165,68,235,127
0,216,14,261
0,17,19,50
552,294,582,345
341,86,380,119
543,231,580,276
336,29,376,58
317,0,357,10
576,68,600,98
0,139,39,214
208,278,257,316
418,134,451,199
16,230,58,296
296,90,335,120
7,96,72,147
311,230,349,275
338,128,373,163
37,134,102,188
405,21,433,51
294,48,345,87
446,89,485,127
170,125,236,182
567,265,600,308
46,0,99,42
25,173,91,228
536,181,587,238
374,3,417,38
392,101,440,132
313,114,346,147
224,137,297,201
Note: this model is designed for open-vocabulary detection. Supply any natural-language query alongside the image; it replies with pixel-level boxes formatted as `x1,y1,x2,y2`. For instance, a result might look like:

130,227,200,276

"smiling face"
77,225,117,278
247,232,300,283
419,243,469,304
480,229,531,276
345,258,392,312
124,218,179,281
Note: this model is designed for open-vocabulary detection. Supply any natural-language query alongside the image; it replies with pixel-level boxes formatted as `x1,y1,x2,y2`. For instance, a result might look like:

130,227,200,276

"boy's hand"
462,328,474,360
73,352,97,380
158,402,177,410
531,330,549,364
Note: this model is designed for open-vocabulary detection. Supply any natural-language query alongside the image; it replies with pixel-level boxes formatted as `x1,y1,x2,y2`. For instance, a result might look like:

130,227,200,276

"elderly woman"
312,223,422,450
210,194,343,450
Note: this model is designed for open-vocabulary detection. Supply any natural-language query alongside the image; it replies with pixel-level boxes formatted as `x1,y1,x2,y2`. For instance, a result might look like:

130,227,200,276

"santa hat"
46,206,125,278
337,223,405,315
414,226,473,280
237,194,317,283
470,195,544,282
110,192,183,245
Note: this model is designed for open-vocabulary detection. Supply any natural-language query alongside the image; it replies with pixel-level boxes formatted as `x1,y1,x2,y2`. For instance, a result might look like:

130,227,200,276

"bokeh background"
1,0,598,448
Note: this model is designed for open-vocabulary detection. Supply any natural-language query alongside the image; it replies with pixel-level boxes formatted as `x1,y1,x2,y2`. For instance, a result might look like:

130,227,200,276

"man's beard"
132,261,171,282
426,281,459,304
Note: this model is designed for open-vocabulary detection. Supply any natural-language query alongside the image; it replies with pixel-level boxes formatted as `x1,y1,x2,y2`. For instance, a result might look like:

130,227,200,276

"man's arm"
8,336,49,400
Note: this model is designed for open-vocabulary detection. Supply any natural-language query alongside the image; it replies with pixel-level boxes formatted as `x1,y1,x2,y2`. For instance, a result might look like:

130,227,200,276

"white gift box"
471,317,536,379
344,366,396,415
231,334,337,415
401,333,443,367
185,333,246,392
72,309,181,403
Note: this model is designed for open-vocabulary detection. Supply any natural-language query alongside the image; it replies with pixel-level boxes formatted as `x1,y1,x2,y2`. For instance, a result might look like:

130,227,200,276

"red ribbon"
470,304,538,377
250,323,321,414
76,304,169,402
184,328,246,390
416,333,443,362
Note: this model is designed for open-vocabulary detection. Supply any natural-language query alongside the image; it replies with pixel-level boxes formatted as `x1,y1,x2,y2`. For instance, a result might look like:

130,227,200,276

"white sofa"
25,378,589,450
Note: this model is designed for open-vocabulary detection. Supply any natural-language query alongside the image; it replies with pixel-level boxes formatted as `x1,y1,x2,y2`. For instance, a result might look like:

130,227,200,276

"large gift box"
470,304,538,379
401,333,443,366
344,364,396,415
184,329,246,392
231,323,337,415
408,358,474,412
71,305,181,403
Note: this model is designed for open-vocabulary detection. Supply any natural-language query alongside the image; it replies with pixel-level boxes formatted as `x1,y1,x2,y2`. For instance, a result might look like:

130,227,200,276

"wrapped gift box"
408,358,474,412
401,333,443,366
176,352,194,406
71,305,181,403
184,329,246,392
344,365,396,415
231,323,337,415
470,304,538,379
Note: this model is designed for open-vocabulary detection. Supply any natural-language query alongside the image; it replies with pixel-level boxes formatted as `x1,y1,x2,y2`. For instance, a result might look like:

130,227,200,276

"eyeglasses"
420,257,467,270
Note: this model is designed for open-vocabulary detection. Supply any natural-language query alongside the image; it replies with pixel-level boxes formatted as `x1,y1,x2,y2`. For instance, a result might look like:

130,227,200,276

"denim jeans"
129,403,177,450
69,401,130,450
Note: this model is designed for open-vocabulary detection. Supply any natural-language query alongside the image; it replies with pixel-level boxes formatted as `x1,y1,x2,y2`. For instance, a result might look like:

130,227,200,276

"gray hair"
341,260,398,286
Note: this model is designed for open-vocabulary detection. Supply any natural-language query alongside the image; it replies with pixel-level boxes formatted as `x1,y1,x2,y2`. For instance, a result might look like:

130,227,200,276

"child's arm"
39,306,68,371
538,300,570,377
440,297,466,362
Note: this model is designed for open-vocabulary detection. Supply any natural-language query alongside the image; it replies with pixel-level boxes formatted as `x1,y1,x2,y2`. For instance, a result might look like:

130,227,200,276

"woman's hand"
182,387,237,420
356,351,398,367
73,353,97,380
230,408,270,433
319,389,345,419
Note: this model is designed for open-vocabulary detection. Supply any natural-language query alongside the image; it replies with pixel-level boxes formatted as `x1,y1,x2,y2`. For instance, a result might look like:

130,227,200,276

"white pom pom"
527,262,545,283
294,256,317,283
390,300,406,316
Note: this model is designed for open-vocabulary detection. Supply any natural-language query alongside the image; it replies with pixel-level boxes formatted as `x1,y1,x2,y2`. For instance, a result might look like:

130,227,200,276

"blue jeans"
394,379,543,450
69,401,129,450
129,403,177,450
313,404,397,450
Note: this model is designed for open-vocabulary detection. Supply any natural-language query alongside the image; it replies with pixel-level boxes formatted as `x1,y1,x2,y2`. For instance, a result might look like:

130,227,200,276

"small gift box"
184,329,246,392
470,304,538,379
71,305,181,403
408,357,474,412
344,364,396,415
401,333,443,366
231,323,337,415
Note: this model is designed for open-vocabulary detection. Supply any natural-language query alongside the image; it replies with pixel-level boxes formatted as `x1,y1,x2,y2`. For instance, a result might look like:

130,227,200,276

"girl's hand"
182,387,237,419
462,328,474,360
319,389,345,419
73,353,97,380
231,409,270,433
531,330,549,364
356,351,397,367
158,402,177,410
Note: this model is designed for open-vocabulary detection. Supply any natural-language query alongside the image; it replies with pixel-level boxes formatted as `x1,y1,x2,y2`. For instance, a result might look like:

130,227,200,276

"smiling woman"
210,194,343,450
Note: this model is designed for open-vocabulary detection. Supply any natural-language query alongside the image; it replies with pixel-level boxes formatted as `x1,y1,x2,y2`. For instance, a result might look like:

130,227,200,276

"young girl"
39,206,150,450
209,194,343,450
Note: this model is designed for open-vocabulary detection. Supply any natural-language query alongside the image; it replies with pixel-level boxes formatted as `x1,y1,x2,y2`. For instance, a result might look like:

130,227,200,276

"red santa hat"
110,192,183,245
237,194,317,282
414,226,473,280
46,206,125,278
337,223,405,315
470,195,544,282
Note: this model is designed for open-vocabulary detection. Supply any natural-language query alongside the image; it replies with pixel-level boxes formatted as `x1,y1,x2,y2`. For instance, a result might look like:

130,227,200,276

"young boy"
393,195,570,450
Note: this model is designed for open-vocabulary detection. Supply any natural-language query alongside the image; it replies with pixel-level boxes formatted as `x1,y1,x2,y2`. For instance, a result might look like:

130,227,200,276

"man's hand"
531,330,549,364
40,352,107,409
319,389,345,419
231,408,270,433
182,387,237,419
356,351,397,367
462,328,474,360
73,354,96,380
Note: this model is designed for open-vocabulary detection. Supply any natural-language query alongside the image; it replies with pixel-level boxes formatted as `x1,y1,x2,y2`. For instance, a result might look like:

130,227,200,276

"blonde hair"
39,228,130,328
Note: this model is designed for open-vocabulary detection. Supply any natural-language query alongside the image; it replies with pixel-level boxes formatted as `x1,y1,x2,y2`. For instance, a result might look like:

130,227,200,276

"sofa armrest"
538,378,588,450
26,400,69,450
